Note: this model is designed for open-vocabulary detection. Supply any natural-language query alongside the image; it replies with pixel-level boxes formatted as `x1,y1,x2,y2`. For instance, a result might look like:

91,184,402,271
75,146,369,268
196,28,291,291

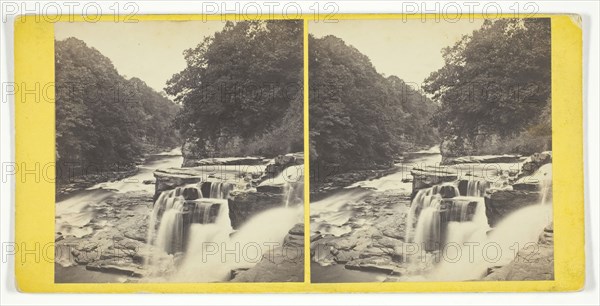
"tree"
309,35,439,171
423,19,551,155
55,37,180,180
166,20,303,158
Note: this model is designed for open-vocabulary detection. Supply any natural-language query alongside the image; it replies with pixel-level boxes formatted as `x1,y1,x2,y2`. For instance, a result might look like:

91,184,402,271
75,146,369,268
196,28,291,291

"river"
310,147,552,282
55,148,303,283
55,148,184,282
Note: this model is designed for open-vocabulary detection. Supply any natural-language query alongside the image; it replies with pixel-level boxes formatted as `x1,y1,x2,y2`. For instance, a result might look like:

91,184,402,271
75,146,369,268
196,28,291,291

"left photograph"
54,20,305,283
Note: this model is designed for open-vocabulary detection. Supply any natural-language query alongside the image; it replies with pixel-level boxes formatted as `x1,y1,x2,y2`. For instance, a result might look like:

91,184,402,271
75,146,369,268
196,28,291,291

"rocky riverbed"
311,191,412,277
310,150,554,282
55,152,305,283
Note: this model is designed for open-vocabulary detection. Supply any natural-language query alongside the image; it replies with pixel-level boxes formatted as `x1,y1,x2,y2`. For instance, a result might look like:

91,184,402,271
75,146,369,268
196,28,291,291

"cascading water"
465,180,490,197
155,200,185,254
207,181,235,199
148,182,233,255
404,163,553,281
258,164,304,207
174,205,302,282
405,183,460,244
146,163,304,282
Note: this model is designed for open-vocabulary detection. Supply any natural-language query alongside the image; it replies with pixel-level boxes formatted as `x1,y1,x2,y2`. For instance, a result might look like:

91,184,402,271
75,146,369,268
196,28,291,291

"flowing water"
407,162,553,281
55,150,184,240
56,149,303,283
54,149,184,282
311,146,553,282
146,164,304,282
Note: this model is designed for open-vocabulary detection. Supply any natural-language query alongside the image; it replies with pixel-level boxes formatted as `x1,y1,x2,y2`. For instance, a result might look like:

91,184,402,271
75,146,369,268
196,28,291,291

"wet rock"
513,162,553,193
182,186,201,200
261,152,304,182
443,154,521,165
345,257,398,274
520,151,552,177
539,222,554,245
228,190,284,229
410,167,458,196
311,242,337,266
284,223,305,247
484,188,543,227
288,223,304,236
86,258,145,278
374,213,406,241
230,268,250,280
153,169,204,199
183,156,265,167
310,167,398,198
230,245,304,282
484,225,554,281
438,184,459,198
334,250,360,263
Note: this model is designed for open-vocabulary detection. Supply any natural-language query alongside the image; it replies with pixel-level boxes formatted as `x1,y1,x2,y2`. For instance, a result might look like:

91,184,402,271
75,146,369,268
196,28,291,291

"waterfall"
465,180,489,197
283,172,304,207
208,181,234,199
405,163,553,281
174,205,302,282
258,164,304,208
413,206,442,252
147,181,233,255
538,163,553,206
155,204,185,254
146,163,304,282
405,183,459,243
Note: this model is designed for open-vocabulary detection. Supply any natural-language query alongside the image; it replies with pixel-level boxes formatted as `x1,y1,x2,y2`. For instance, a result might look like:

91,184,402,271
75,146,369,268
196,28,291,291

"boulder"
284,223,305,247
484,188,542,227
86,258,145,278
228,190,284,229
260,152,304,182
230,224,304,283
410,167,458,197
345,257,400,275
520,151,552,177
513,162,552,192
484,223,554,281
438,184,459,198
229,245,304,282
153,168,203,200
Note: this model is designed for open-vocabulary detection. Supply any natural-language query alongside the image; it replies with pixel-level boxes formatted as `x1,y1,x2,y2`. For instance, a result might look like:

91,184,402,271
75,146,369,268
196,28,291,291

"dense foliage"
166,20,303,158
424,18,551,156
309,35,439,170
55,37,180,177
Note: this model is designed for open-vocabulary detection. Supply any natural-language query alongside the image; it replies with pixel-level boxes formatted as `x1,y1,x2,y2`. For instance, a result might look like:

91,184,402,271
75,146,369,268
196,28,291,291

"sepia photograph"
53,19,305,283
309,18,553,282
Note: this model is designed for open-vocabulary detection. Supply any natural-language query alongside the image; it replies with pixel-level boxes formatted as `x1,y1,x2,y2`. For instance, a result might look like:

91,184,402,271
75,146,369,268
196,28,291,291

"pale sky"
310,19,484,84
55,19,484,92
55,21,227,93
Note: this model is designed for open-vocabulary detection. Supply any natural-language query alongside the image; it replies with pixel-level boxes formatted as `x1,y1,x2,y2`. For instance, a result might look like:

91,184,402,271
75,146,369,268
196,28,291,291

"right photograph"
309,18,553,282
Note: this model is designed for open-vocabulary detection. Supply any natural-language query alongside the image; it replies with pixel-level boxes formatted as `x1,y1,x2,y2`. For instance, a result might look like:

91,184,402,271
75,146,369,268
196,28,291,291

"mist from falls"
405,164,553,281
146,164,304,282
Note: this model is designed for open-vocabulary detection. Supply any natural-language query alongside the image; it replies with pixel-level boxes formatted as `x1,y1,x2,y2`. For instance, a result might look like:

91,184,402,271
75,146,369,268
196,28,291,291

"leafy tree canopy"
55,37,180,176
309,35,439,170
423,19,551,155
166,20,303,158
